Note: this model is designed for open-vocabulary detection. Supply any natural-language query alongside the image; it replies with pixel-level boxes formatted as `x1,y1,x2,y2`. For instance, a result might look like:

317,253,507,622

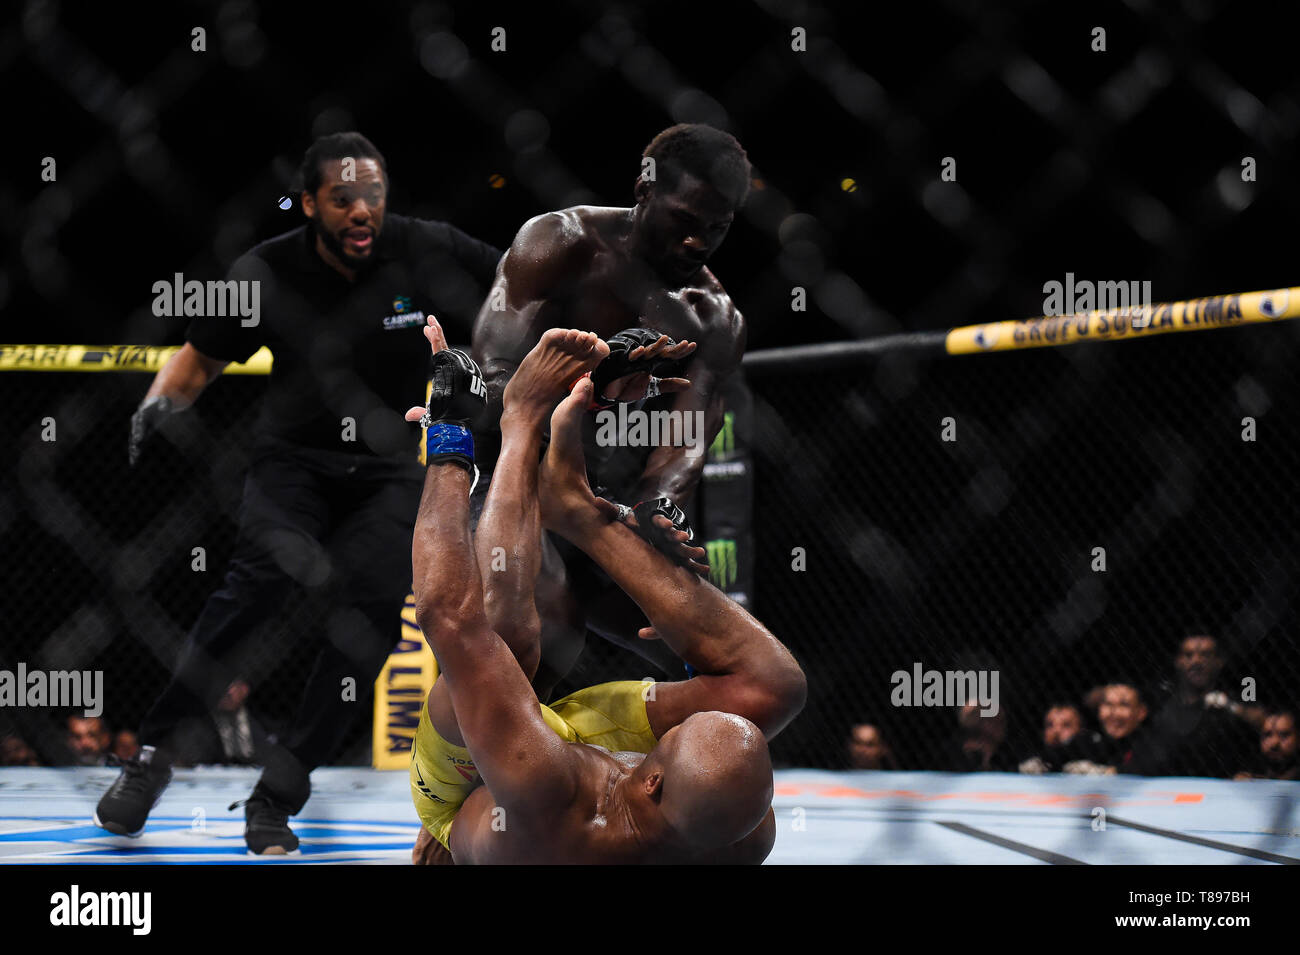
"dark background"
8,0,1300,347
2,0,1297,770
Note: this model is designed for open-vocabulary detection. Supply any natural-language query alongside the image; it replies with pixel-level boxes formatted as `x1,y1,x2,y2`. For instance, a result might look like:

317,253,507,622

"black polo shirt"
187,214,501,457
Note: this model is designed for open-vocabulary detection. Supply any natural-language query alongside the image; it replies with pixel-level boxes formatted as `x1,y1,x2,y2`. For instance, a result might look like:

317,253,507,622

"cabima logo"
383,294,426,330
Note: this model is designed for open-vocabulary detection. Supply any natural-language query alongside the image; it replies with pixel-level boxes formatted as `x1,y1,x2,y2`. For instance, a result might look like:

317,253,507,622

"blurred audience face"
112,730,140,762
218,679,251,713
1,735,40,766
957,702,1005,741
1043,705,1082,747
1098,685,1147,740
66,716,111,764
1261,713,1297,767
1175,635,1221,693
847,724,890,769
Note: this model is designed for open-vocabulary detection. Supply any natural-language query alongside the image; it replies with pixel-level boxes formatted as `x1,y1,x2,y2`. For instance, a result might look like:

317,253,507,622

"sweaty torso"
539,207,732,351
524,208,738,488
447,745,770,865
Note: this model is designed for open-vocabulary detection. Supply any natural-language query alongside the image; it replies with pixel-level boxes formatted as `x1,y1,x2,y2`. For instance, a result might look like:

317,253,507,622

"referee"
94,132,502,854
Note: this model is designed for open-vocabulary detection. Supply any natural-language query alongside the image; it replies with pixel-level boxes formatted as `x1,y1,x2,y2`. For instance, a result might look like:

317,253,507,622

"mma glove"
420,348,486,473
128,395,175,467
589,327,680,409
631,495,696,556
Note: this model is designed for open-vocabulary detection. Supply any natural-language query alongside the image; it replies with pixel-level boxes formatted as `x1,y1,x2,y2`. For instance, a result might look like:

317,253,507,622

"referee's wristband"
425,422,475,471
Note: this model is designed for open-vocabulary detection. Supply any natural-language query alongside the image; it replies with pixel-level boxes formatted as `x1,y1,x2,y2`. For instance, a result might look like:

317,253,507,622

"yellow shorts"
409,680,659,850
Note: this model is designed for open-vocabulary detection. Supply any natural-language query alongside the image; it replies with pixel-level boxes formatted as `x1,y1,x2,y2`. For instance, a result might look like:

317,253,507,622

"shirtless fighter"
404,318,804,863
470,123,752,689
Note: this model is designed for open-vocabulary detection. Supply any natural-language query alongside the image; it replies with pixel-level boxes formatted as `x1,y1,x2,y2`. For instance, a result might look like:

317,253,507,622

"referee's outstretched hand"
128,395,173,467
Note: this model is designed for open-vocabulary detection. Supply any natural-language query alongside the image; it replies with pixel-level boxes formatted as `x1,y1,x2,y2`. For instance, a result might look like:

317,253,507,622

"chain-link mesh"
750,323,1300,772
544,320,1299,775
0,371,340,763
5,321,1296,775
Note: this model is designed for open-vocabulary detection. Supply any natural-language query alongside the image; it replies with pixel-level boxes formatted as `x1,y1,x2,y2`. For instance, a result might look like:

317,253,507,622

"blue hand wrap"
425,422,475,465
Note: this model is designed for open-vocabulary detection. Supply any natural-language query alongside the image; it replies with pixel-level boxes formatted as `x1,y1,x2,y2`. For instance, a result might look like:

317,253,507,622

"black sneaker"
93,753,172,837
231,782,299,855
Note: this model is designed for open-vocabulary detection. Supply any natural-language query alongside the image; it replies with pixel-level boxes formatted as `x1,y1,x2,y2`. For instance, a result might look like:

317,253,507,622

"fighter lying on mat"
404,317,805,864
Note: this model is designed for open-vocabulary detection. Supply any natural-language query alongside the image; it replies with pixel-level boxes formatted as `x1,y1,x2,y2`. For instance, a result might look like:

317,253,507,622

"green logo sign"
708,411,735,461
705,538,739,589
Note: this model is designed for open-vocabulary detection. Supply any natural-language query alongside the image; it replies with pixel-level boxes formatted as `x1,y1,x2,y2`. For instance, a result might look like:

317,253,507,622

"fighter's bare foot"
539,377,621,531
502,328,609,425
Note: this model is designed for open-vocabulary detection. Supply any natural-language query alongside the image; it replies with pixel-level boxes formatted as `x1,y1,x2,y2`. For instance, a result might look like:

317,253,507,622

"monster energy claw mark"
705,539,738,589
707,411,736,461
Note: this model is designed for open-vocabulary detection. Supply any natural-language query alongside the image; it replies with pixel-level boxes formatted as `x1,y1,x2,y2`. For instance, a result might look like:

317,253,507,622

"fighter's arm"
571,512,805,740
128,343,232,466
470,212,589,429
541,422,804,740
472,415,547,678
144,343,230,409
629,300,746,505
412,467,578,815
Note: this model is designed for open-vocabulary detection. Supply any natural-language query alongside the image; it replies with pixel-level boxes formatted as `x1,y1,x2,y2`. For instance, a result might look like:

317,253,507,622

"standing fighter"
94,132,502,853
470,123,751,690
406,318,804,863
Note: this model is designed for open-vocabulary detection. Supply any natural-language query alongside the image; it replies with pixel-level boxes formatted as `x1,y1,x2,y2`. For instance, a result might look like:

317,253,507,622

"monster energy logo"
707,411,735,461
705,539,739,589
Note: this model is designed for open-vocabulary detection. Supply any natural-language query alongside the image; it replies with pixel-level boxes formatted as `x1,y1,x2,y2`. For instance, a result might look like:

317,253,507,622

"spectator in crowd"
1144,634,1256,777
1235,708,1300,781
942,702,1017,772
1044,702,1084,747
1064,681,1162,775
210,679,264,765
175,679,270,766
66,715,113,766
846,722,897,770
1019,702,1100,774
1,734,42,766
112,730,140,762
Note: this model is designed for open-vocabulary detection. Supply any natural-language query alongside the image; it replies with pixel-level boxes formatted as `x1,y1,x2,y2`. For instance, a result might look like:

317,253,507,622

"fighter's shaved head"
640,711,773,850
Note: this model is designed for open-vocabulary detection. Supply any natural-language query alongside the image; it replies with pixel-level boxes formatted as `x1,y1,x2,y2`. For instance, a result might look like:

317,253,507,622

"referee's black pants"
139,436,424,812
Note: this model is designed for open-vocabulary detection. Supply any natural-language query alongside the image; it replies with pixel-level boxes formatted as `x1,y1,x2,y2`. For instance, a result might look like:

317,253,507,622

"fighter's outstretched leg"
539,378,806,740
473,328,607,676
405,320,607,744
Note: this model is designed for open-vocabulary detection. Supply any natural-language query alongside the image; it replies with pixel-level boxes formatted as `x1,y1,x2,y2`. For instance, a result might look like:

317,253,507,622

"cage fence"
3,317,1296,780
